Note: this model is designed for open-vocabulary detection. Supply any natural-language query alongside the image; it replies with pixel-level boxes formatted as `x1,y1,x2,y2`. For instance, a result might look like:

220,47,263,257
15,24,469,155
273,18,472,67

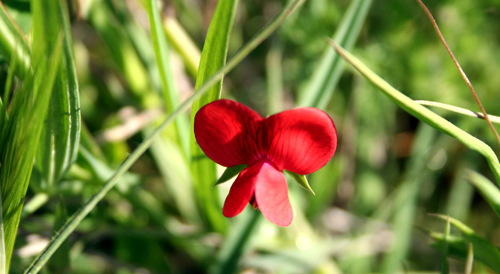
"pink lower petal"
253,160,293,227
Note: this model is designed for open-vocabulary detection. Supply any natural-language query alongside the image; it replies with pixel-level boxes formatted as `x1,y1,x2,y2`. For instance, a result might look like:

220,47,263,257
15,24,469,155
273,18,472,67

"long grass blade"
163,15,200,77
329,41,500,185
189,0,239,234
441,216,450,274
34,0,81,191
0,3,30,77
0,189,5,274
145,0,190,157
465,244,473,274
1,37,63,273
297,0,372,109
24,0,306,272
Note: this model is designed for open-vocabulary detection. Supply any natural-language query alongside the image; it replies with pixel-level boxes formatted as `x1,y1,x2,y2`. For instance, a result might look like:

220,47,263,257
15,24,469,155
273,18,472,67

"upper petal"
194,99,264,167
264,107,337,175
253,160,293,226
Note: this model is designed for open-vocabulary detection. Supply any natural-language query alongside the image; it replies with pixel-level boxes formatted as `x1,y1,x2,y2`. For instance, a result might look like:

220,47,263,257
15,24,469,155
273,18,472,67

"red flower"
194,99,337,226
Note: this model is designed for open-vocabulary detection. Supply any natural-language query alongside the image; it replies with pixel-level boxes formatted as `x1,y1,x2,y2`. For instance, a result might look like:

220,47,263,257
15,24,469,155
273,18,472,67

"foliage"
0,0,498,273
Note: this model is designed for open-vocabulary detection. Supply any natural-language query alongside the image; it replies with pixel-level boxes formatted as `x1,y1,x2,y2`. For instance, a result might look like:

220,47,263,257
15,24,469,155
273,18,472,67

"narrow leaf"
145,0,190,157
0,191,5,274
189,0,238,233
1,37,63,273
163,15,200,77
285,170,315,195
35,0,81,191
465,170,500,219
215,165,247,186
297,0,372,109
329,41,500,186
465,244,474,274
0,4,30,77
433,214,500,272
47,198,71,273
441,216,450,274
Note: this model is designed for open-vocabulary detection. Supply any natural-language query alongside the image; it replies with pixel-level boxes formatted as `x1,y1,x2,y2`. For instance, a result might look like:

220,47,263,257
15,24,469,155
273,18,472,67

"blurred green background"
2,0,500,273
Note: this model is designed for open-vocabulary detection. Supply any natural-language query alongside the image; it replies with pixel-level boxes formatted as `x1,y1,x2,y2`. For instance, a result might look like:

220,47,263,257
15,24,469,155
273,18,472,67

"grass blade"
0,190,5,274
465,244,473,274
0,3,30,77
189,0,239,234
329,41,500,185
24,0,306,272
163,15,200,77
433,214,500,272
297,0,372,109
465,170,500,219
47,198,71,273
34,0,81,191
441,216,450,274
145,0,190,157
1,37,63,273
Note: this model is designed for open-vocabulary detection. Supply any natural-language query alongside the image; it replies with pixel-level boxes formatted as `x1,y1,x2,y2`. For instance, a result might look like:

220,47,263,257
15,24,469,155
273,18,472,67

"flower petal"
253,160,293,226
194,99,264,167
264,107,337,175
222,165,257,217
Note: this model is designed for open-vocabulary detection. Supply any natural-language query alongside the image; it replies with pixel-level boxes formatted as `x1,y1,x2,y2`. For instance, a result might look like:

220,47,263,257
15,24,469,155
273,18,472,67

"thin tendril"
416,0,500,149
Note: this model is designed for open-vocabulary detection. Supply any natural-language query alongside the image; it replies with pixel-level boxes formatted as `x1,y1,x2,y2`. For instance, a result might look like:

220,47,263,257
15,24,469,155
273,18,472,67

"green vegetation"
0,0,499,273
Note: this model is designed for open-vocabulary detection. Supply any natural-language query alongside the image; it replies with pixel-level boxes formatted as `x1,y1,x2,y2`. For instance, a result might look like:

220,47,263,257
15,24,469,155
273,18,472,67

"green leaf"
189,0,238,234
215,165,247,186
0,192,5,274
1,34,63,273
35,0,81,191
428,231,470,259
47,198,71,273
329,41,500,186
431,215,500,272
465,170,500,219
297,0,372,109
465,244,474,274
285,170,315,195
163,16,200,77
0,4,30,77
441,216,451,274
